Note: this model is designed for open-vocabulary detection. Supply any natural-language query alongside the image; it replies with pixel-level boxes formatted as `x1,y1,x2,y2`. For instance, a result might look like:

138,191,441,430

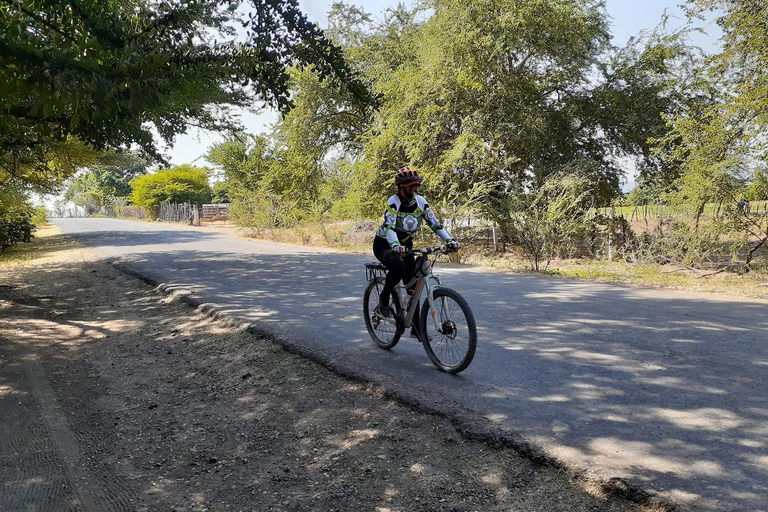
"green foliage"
206,134,284,228
634,1,768,272
31,206,48,226
660,1,768,212
326,157,381,219
594,25,700,191
260,60,375,219
626,185,658,206
211,182,231,204
688,1,768,135
63,156,147,214
64,172,103,215
92,161,149,199
506,171,599,270
0,189,34,252
350,0,692,212
0,136,111,194
1,0,371,192
744,168,768,201
129,165,213,218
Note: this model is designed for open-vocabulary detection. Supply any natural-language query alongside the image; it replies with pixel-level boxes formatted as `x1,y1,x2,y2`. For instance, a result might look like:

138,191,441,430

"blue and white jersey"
376,194,451,247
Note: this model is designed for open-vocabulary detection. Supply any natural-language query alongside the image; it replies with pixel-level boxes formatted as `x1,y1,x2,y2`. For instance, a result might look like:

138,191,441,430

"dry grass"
0,224,80,267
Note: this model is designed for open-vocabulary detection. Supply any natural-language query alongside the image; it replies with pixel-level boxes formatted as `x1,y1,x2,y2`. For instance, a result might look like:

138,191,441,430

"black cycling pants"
373,236,415,304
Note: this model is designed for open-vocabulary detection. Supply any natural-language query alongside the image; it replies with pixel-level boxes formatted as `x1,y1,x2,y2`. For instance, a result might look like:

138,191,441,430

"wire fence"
603,201,768,221
158,203,195,224
50,202,230,224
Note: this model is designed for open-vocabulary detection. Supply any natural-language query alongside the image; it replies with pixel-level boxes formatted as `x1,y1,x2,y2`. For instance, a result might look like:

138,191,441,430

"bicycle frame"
376,246,450,334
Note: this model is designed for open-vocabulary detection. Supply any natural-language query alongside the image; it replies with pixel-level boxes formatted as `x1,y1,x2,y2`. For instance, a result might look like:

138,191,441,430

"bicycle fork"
423,274,447,334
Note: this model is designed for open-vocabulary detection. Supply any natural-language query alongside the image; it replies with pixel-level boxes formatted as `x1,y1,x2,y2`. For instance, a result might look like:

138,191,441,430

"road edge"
110,258,675,512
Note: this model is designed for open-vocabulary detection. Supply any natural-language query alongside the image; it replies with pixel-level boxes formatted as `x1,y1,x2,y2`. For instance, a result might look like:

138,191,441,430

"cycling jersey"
376,194,451,248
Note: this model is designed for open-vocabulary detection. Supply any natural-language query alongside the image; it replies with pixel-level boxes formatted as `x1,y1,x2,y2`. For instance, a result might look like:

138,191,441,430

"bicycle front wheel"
419,287,477,373
363,278,402,349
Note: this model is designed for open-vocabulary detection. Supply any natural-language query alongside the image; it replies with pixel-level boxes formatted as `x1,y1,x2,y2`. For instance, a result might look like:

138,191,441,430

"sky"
165,1,723,189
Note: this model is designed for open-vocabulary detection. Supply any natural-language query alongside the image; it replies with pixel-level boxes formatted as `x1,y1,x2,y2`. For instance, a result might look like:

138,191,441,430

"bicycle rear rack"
365,262,387,282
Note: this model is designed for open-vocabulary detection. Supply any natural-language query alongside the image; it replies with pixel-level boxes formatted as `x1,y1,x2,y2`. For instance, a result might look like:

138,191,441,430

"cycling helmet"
394,166,421,188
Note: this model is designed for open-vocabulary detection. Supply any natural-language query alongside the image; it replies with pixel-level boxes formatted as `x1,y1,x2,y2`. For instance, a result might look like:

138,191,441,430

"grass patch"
0,224,78,267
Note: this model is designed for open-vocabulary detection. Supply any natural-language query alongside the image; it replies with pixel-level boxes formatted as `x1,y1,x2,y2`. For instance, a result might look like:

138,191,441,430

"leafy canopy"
0,0,372,192
649,1,768,211
308,0,690,211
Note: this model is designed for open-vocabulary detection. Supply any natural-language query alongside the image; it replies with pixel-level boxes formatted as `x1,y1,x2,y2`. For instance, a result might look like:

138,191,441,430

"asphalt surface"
52,218,768,512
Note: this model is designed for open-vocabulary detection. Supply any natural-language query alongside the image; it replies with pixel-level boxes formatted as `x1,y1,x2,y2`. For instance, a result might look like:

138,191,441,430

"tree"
91,161,149,199
206,134,283,227
638,1,768,271
211,182,231,204
688,1,768,139
360,0,685,211
249,3,381,219
129,165,213,218
63,172,102,215
664,0,768,201
590,25,700,195
266,67,372,215
507,171,599,271
63,157,148,213
0,0,372,193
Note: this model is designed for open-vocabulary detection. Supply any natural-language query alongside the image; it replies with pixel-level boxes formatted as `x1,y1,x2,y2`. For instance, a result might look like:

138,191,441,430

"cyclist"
373,166,460,335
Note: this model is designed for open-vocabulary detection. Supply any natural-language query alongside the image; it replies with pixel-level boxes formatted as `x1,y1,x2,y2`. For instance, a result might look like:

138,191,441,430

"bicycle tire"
363,277,403,349
419,287,477,373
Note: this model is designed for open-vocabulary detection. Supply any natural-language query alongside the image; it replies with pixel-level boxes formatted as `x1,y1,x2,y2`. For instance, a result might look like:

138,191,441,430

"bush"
0,214,33,251
31,206,48,226
0,190,36,252
505,172,598,270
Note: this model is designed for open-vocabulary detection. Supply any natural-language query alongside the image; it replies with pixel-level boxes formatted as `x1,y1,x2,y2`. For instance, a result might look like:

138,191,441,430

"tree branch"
15,5,79,44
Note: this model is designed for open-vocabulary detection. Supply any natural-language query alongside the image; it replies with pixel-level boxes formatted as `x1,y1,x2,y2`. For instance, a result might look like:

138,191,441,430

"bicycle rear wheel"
363,278,402,349
419,287,476,373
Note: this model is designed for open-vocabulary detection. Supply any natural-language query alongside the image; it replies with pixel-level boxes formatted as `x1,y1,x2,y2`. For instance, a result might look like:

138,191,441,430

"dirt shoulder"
1,229,658,512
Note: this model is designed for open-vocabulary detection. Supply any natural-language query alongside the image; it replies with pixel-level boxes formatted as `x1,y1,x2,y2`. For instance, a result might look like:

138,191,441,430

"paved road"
53,218,768,512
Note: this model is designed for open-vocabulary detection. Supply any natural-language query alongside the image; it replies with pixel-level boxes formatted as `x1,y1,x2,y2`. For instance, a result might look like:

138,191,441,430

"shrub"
0,190,35,252
0,215,33,251
31,206,48,226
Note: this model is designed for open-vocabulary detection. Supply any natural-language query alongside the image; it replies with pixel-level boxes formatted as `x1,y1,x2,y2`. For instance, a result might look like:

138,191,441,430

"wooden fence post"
608,206,615,261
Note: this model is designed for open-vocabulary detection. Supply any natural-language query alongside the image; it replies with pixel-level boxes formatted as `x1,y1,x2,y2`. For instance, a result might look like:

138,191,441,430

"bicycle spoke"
421,288,476,373
363,277,402,349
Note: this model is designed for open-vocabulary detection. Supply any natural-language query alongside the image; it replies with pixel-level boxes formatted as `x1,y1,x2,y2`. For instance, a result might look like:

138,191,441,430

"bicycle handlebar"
407,244,456,255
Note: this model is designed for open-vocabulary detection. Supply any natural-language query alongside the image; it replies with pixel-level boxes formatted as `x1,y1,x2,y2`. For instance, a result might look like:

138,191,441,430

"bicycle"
363,245,477,374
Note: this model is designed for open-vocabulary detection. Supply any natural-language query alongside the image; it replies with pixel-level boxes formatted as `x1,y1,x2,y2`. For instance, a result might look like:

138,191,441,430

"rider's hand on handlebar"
393,245,406,257
446,240,461,252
